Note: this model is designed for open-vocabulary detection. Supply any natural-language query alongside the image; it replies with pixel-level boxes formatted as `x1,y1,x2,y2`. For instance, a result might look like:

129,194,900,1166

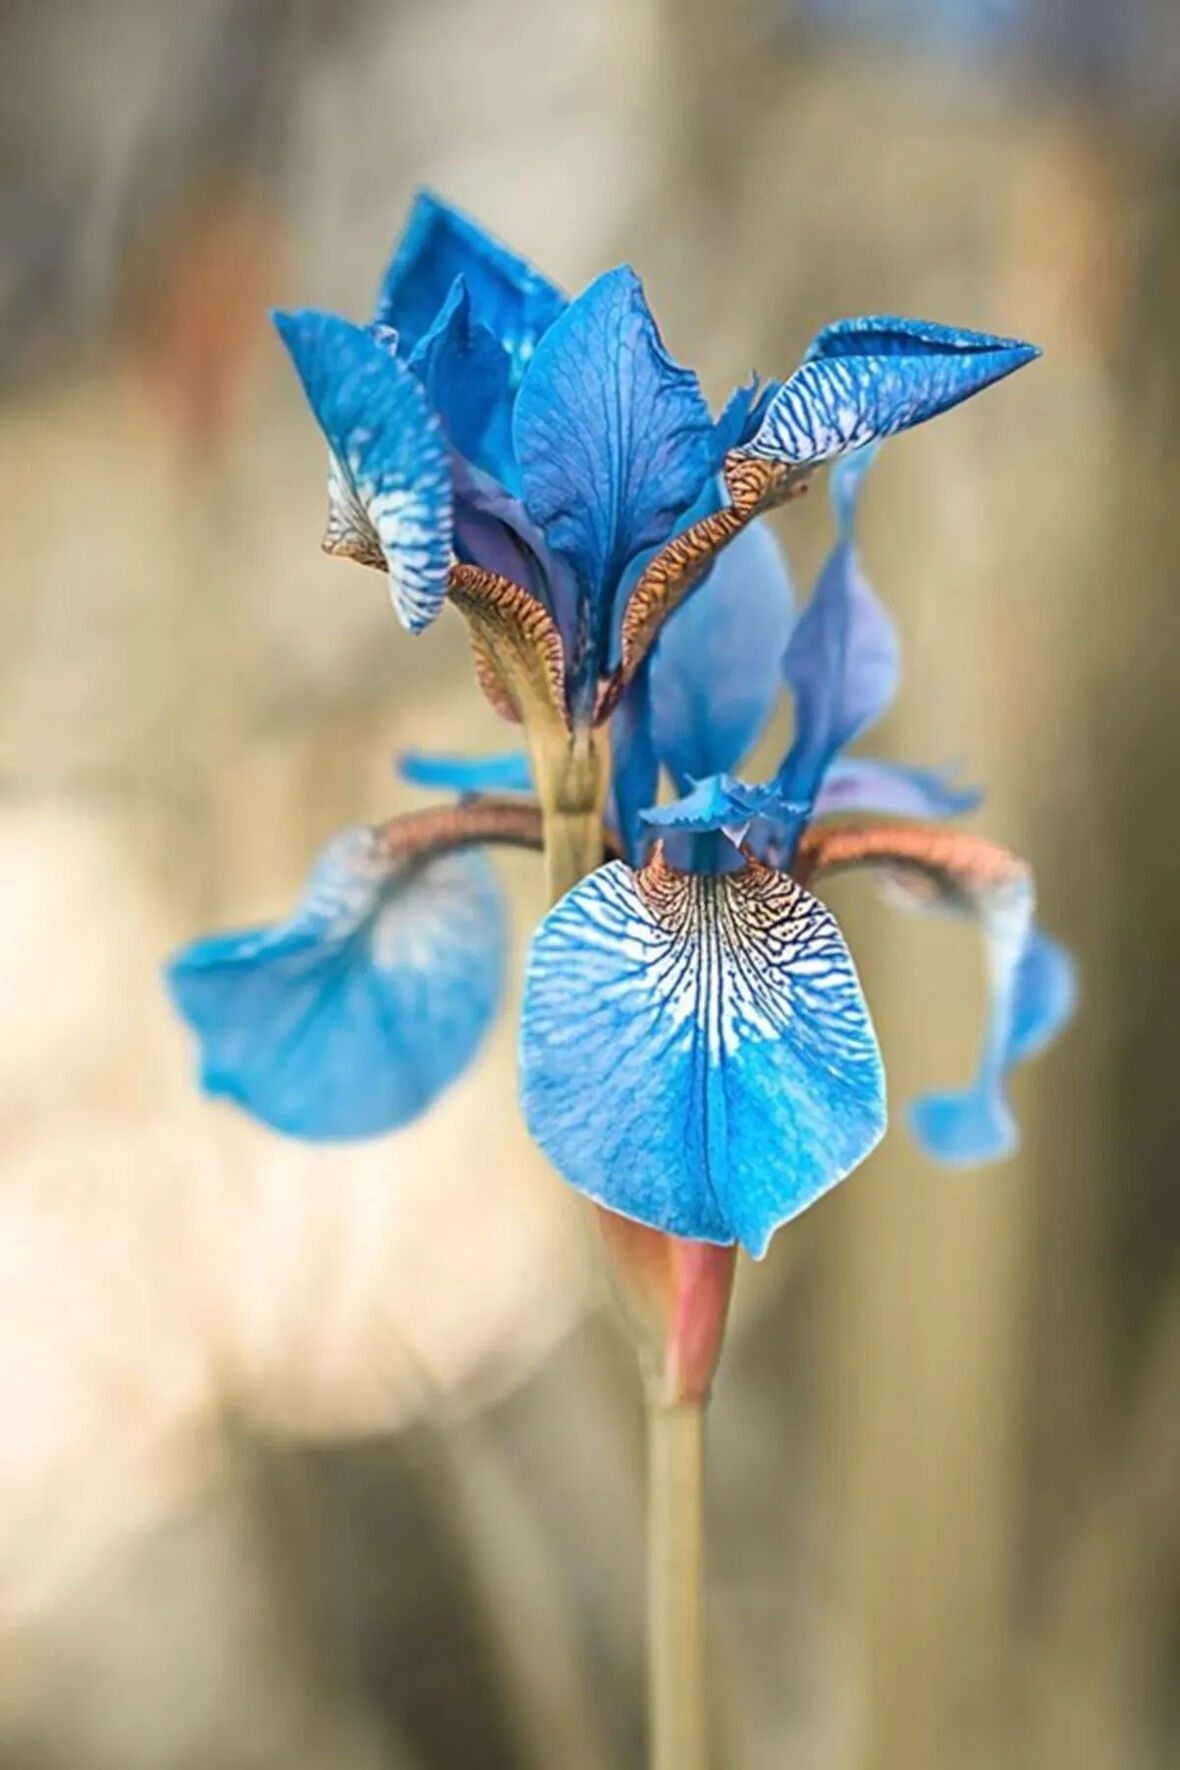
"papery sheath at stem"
597,1210,736,1407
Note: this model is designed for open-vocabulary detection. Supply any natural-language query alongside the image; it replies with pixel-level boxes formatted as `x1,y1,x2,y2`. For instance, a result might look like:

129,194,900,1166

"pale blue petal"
744,318,1040,465
905,873,1076,1164
513,267,715,654
648,518,795,789
407,276,516,485
373,189,565,379
274,310,452,632
168,831,505,1140
813,757,981,821
775,538,899,811
909,1084,1016,1165
397,750,533,795
1008,926,1079,1066
520,853,886,1256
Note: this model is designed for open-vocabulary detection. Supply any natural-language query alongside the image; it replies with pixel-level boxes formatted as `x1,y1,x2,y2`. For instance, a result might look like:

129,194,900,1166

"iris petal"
407,277,516,485
610,673,660,867
373,189,565,378
168,831,505,1140
397,750,533,795
775,525,898,813
743,317,1040,466
799,823,1076,1166
274,310,452,632
1008,926,1079,1066
648,518,795,788
908,871,1035,1162
513,267,715,663
813,757,981,821
910,906,1078,1164
520,847,886,1256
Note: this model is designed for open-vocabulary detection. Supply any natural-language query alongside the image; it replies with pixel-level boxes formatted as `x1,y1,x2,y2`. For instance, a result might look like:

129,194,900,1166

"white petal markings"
520,849,886,1255
169,830,505,1140
743,319,1040,467
275,310,453,632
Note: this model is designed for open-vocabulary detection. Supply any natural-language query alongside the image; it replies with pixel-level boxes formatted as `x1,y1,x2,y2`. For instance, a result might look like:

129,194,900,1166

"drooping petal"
397,749,533,795
798,822,1077,1165
741,317,1040,467
168,827,507,1140
519,847,886,1257
813,757,981,821
648,518,795,789
407,276,516,484
514,267,715,673
910,918,1077,1161
907,869,1034,1163
274,310,452,632
1007,926,1078,1066
373,189,565,378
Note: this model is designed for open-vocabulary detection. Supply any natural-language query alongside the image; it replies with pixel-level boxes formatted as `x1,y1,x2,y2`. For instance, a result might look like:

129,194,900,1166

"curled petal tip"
275,308,453,633
747,315,1043,468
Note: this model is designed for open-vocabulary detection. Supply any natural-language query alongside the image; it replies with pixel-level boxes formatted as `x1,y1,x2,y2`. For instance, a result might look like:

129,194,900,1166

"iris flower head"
168,191,1076,1260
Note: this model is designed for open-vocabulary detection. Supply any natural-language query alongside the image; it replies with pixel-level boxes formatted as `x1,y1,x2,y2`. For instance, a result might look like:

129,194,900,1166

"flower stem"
533,730,715,1770
647,1395,709,1770
542,806,604,905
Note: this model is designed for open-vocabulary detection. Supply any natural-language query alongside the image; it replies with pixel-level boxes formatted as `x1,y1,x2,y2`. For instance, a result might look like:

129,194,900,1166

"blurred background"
2,1,1178,1766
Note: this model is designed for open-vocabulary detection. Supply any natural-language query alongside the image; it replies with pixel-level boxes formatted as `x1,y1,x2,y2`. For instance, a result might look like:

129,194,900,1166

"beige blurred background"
1,1,1178,1766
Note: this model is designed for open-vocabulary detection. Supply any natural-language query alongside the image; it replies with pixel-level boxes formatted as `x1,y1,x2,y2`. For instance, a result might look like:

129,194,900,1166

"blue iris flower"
169,191,1072,1254
520,450,1077,1253
270,188,1040,750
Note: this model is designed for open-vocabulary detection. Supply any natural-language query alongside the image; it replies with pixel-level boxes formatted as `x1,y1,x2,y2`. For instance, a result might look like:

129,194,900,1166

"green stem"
535,734,712,1770
647,1396,709,1770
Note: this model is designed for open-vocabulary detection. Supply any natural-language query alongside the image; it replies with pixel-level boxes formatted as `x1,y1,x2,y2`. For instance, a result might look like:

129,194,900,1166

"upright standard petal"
168,827,506,1140
397,749,533,795
513,267,715,678
648,518,795,789
774,534,899,814
407,276,516,484
609,673,660,867
798,823,1076,1165
520,847,886,1257
274,310,452,632
742,317,1040,467
373,189,565,377
612,452,804,704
